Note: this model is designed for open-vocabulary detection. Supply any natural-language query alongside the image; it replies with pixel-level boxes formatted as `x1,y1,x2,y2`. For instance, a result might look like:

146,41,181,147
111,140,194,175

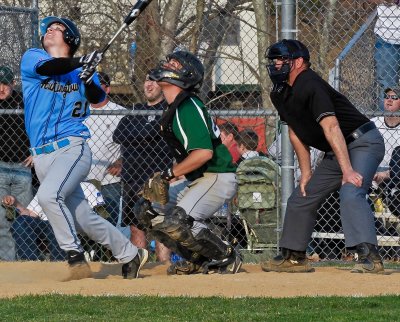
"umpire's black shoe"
122,248,149,279
351,243,384,274
64,251,92,281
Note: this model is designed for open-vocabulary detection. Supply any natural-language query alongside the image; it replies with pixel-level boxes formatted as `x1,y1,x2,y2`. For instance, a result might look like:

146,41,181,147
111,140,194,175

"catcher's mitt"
142,172,169,205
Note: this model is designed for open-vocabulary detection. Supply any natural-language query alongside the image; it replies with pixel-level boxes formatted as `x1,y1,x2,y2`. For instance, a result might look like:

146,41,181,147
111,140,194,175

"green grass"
0,295,399,321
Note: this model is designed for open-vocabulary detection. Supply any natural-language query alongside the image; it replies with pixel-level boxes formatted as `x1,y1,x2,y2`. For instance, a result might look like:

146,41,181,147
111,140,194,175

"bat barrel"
124,0,153,25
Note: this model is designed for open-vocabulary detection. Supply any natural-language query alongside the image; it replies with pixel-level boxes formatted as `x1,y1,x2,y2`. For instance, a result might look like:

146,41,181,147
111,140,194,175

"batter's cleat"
122,248,149,279
261,248,315,273
64,251,92,281
166,260,203,275
351,243,384,274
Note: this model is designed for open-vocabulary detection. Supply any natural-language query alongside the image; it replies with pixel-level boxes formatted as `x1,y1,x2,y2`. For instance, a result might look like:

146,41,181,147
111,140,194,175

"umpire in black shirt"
261,39,385,273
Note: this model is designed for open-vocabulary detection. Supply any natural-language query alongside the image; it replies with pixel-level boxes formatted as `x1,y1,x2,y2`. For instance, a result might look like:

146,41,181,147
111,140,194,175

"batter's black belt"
345,121,376,145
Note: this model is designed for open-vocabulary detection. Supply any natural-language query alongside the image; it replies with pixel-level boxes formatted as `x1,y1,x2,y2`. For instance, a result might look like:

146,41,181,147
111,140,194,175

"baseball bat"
100,0,153,55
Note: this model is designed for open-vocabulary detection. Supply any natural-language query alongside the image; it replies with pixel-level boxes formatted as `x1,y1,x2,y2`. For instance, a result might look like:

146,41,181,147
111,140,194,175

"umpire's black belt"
29,138,71,156
345,121,376,145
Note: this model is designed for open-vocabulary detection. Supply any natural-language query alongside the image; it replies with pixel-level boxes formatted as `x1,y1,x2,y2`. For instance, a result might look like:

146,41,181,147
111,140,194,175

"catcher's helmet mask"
40,16,81,56
148,51,204,91
265,39,310,85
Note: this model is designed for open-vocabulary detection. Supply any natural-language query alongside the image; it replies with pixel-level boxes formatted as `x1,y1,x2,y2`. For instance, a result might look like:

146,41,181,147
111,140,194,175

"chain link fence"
0,0,399,264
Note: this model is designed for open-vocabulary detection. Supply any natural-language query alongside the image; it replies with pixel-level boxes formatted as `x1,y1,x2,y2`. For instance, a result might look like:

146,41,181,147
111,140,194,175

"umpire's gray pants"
280,128,385,251
33,137,137,263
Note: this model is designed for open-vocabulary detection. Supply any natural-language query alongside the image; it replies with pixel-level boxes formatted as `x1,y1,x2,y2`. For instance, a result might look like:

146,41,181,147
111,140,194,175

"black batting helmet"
148,50,204,91
40,16,81,56
265,39,310,85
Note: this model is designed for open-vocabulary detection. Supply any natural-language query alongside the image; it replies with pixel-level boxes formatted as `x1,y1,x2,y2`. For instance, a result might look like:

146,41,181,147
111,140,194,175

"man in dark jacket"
113,74,172,262
0,65,32,261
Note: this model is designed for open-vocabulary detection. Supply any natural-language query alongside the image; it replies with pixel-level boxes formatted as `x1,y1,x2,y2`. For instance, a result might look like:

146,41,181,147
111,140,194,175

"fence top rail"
3,109,400,117
0,5,37,13
0,109,279,117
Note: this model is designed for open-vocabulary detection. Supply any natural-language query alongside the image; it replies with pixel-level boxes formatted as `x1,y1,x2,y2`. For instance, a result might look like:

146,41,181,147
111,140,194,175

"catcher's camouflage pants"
153,172,237,236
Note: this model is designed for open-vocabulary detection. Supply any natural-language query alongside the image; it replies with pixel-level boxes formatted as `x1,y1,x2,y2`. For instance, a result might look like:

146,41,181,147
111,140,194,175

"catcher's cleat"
166,260,203,275
204,251,243,274
63,251,92,281
261,249,314,273
223,251,243,274
122,248,149,279
351,243,384,274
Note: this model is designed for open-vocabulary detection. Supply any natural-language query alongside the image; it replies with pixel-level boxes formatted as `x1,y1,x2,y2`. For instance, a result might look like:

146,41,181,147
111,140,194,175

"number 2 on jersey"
72,101,89,118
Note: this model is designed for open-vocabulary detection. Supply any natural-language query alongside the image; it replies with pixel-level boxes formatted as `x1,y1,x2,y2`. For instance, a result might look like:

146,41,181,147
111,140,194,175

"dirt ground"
0,261,399,299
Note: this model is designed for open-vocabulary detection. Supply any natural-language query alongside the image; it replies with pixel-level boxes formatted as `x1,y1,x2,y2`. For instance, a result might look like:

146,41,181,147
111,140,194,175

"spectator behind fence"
219,121,241,164
2,194,64,261
4,182,104,261
388,146,400,216
0,65,33,261
262,39,385,274
371,86,400,189
84,71,125,226
236,129,265,164
372,1,400,110
113,74,172,262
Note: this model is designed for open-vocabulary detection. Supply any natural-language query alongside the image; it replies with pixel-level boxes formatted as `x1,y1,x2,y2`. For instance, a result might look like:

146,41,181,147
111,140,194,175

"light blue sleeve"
20,48,52,81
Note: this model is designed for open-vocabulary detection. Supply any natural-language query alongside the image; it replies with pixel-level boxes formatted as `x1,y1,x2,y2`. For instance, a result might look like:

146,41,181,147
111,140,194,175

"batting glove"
78,51,103,85
79,50,103,66
79,64,97,85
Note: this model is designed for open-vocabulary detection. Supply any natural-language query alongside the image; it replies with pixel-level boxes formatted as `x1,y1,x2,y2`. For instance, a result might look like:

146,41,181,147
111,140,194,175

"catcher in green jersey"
135,50,242,275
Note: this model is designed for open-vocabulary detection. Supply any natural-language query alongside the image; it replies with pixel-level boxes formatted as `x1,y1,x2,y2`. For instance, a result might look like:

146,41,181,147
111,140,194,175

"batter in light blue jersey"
20,16,148,280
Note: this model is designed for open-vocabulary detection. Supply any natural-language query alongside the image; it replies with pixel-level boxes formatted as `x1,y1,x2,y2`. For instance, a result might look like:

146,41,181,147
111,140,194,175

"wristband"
160,168,175,181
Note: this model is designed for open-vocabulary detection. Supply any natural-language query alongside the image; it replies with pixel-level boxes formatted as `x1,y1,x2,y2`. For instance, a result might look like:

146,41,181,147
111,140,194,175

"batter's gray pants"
280,128,385,251
33,137,137,263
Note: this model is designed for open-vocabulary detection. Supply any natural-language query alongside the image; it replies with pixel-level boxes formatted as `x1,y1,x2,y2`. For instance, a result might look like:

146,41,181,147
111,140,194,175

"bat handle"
86,72,96,84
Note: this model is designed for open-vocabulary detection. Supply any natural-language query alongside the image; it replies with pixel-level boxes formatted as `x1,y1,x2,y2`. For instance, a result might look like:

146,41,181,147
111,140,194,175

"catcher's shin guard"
151,207,207,258
152,207,242,274
194,228,233,260
150,229,207,264
153,207,233,260
194,229,242,274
